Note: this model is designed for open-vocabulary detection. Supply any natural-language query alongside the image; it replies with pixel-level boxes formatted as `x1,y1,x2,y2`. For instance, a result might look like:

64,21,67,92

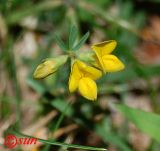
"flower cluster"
34,40,125,101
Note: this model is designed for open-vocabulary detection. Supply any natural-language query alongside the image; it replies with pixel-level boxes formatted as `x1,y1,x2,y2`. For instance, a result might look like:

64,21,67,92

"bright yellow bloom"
69,60,102,101
91,40,125,73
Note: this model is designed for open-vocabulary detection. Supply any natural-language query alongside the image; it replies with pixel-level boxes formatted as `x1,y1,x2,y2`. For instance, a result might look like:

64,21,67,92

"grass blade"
6,1,62,25
95,118,132,151
117,104,160,143
13,131,107,151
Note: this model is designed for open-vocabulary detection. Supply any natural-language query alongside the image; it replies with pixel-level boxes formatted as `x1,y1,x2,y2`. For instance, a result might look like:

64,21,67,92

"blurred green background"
1,0,160,151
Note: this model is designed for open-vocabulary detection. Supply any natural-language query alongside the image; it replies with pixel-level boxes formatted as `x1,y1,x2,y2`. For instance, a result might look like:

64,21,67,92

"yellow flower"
34,55,68,79
69,60,102,101
91,40,125,73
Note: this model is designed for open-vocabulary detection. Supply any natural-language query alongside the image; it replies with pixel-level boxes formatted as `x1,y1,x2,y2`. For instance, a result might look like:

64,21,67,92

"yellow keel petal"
78,77,97,101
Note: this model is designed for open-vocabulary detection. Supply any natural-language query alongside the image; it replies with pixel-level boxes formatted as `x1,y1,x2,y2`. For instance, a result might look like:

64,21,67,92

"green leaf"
27,78,45,94
117,104,160,143
73,32,89,51
69,25,78,50
51,99,87,126
53,100,72,132
51,99,73,117
54,35,68,51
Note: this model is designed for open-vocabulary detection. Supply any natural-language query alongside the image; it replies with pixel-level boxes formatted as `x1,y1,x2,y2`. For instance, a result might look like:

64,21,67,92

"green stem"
13,131,107,151
3,38,21,128
43,100,73,151
6,1,62,25
54,100,73,132
79,1,140,36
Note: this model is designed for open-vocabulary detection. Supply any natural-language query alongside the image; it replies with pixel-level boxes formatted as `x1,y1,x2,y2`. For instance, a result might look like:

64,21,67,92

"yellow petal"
102,55,125,72
91,40,117,55
33,60,57,79
69,60,101,93
78,77,97,101
76,60,102,80
69,61,83,92
83,66,102,80
91,40,117,71
91,54,103,70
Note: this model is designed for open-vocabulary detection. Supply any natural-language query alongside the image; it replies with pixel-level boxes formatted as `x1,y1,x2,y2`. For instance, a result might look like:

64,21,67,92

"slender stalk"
13,131,107,151
3,38,21,128
43,100,73,151
6,0,62,25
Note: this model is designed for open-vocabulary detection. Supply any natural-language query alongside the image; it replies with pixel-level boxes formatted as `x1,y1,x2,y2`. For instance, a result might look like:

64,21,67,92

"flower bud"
34,55,68,79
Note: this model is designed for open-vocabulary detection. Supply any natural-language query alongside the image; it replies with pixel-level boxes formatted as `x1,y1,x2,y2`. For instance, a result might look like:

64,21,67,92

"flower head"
69,60,102,100
92,40,125,73
33,33,125,101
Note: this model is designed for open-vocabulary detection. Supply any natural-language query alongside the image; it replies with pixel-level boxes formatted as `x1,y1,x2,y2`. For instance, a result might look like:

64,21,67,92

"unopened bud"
33,55,68,79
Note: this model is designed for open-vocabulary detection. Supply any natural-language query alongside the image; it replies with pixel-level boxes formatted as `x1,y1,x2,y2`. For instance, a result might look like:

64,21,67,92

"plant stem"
13,131,107,151
43,100,73,151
